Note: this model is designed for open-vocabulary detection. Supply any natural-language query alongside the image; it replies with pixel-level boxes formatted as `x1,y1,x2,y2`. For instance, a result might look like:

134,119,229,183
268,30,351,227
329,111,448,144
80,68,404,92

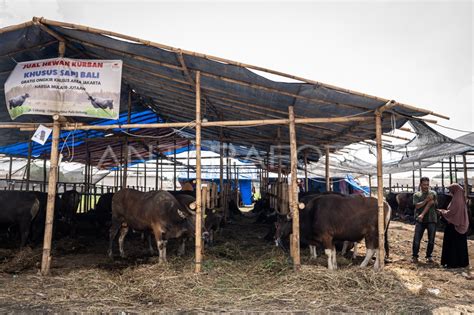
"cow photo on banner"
4,57,122,120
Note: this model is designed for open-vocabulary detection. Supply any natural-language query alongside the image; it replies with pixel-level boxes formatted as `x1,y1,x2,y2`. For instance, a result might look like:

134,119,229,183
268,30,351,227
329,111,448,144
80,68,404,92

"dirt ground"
0,215,473,313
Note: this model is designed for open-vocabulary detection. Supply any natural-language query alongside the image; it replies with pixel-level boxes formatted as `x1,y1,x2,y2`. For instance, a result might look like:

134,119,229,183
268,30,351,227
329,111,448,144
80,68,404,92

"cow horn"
189,201,196,210
286,213,292,221
298,202,305,210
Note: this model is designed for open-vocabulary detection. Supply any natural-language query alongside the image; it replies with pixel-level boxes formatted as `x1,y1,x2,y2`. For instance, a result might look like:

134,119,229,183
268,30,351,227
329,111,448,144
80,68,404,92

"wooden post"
325,146,330,192
43,157,47,192
219,125,224,207
304,150,308,192
449,157,453,184
463,154,469,199
8,156,13,181
419,161,422,180
136,164,139,188
155,155,159,191
144,160,147,190
122,90,132,188
26,138,32,191
41,115,61,275
160,156,163,190
288,106,300,270
388,174,392,192
412,170,416,192
187,140,190,180
454,155,458,183
369,175,372,196
441,160,445,189
173,139,177,191
374,111,385,270
194,71,203,273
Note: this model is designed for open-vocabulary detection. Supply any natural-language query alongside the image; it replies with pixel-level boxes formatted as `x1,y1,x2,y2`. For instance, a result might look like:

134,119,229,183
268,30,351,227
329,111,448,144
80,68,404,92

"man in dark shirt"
412,177,438,263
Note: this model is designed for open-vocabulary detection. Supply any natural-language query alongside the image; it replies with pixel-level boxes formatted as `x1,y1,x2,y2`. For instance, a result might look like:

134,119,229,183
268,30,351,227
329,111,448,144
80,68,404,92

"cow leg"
331,246,338,269
341,241,350,256
118,226,129,258
352,242,359,259
325,248,335,270
108,219,121,258
360,248,376,267
309,245,317,259
177,238,186,256
373,251,381,271
157,239,168,263
18,220,30,247
147,233,155,256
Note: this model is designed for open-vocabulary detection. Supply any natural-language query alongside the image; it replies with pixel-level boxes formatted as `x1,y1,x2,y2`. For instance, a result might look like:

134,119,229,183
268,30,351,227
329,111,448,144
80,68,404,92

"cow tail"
31,198,41,221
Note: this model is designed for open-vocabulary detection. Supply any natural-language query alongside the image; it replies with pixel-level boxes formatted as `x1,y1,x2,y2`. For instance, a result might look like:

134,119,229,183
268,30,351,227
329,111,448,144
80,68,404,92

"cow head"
274,213,292,251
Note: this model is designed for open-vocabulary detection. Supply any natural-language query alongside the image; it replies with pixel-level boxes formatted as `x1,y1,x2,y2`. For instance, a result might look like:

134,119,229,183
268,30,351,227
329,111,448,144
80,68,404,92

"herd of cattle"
0,188,472,270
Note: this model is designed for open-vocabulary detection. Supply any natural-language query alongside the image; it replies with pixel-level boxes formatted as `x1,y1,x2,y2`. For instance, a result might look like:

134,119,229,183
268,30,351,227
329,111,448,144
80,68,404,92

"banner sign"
4,57,122,120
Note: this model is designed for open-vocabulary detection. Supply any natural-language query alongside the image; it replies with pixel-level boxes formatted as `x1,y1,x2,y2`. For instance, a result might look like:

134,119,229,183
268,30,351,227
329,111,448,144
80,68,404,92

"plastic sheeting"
0,20,430,168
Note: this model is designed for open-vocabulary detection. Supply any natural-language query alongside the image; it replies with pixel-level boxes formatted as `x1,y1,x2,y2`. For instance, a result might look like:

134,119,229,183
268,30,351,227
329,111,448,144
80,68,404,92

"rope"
428,122,472,134
120,121,196,139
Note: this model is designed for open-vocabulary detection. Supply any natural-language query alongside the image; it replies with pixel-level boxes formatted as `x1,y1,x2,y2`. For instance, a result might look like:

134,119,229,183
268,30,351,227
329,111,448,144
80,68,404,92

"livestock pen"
0,17,472,313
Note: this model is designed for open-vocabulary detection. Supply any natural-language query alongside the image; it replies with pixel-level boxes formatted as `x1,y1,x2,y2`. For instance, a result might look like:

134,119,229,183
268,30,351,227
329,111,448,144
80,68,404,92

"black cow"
0,191,40,247
204,208,223,246
8,93,30,109
88,95,113,110
60,190,81,224
276,194,391,270
109,189,196,263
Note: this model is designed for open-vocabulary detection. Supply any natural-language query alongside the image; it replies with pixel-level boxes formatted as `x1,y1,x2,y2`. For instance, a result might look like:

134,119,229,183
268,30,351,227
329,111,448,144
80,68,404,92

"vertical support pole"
325,146,330,192
155,154,159,191
219,125,224,207
419,161,422,180
374,111,385,270
123,90,132,188
8,156,13,181
388,173,392,193
173,139,177,191
194,71,203,273
136,164,139,188
441,160,445,190
454,155,458,183
288,106,300,270
187,140,190,180
304,150,308,192
26,138,32,191
144,160,147,190
449,157,453,184
412,170,416,192
160,156,163,190
43,156,47,192
463,154,469,199
369,175,372,196
41,115,61,276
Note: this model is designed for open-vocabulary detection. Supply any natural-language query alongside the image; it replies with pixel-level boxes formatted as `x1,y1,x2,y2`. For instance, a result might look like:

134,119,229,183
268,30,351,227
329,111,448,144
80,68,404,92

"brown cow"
109,189,196,263
276,194,391,270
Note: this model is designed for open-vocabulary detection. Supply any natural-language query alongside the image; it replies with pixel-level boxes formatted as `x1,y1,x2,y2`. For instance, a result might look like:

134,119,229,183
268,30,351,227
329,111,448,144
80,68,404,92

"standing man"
412,177,438,263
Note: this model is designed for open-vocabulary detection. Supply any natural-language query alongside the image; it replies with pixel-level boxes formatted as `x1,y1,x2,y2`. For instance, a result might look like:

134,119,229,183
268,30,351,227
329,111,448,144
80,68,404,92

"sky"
0,0,473,181
0,0,472,138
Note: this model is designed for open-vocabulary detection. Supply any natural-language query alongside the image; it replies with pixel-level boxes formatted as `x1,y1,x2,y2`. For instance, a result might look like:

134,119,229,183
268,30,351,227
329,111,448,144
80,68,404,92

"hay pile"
0,217,472,313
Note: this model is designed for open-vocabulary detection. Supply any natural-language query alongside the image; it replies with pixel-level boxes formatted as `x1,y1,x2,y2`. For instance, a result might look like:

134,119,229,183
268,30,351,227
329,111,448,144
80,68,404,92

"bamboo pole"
304,150,308,192
454,155,458,183
325,147,330,192
374,111,385,270
8,156,12,181
173,140,177,191
219,125,224,207
369,175,372,196
463,154,469,199
160,156,163,190
41,115,61,276
26,138,32,191
187,140,190,180
288,106,300,270
19,116,373,132
36,17,449,120
0,20,35,34
144,160,147,190
449,157,453,184
441,160,445,189
412,170,416,192
194,71,203,273
389,174,392,192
